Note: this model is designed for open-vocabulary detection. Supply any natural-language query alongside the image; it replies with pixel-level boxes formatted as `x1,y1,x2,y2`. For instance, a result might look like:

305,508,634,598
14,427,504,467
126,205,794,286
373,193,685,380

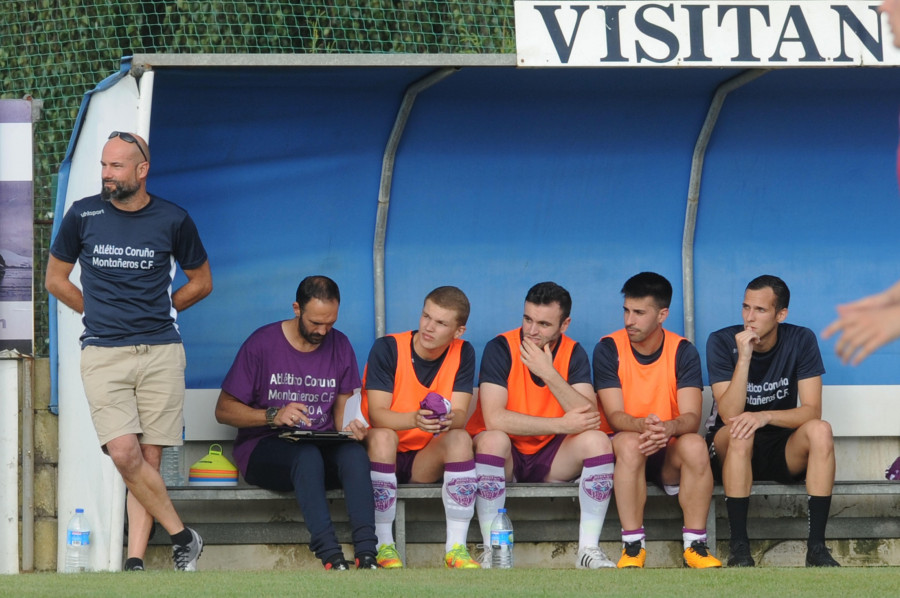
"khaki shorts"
80,343,186,448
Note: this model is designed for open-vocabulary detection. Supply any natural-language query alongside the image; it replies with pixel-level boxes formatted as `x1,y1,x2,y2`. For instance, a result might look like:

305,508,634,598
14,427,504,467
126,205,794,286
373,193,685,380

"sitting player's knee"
724,433,754,458
677,434,709,458
572,428,612,456
474,430,511,455
611,431,641,454
804,420,834,450
366,427,399,457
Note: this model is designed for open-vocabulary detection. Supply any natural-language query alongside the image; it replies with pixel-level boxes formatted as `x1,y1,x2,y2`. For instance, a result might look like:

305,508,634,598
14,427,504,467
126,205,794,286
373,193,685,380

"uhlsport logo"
476,474,506,501
372,480,396,512
448,475,477,508
582,473,613,502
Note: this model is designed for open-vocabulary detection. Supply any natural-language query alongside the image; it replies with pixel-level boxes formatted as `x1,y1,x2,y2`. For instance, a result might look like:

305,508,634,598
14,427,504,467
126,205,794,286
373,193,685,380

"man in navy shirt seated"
706,275,839,568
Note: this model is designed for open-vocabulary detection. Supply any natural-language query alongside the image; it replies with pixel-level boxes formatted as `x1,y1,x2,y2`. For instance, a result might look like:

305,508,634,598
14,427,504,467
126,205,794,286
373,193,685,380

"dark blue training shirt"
51,194,208,347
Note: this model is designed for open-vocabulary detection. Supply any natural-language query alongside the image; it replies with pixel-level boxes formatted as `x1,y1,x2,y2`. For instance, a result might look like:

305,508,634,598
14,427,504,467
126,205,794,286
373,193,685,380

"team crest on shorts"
372,480,396,512
448,475,477,508
477,474,506,501
582,473,613,502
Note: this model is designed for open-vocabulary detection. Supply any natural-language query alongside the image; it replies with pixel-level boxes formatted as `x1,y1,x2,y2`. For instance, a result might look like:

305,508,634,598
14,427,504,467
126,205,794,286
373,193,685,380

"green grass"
2,567,899,597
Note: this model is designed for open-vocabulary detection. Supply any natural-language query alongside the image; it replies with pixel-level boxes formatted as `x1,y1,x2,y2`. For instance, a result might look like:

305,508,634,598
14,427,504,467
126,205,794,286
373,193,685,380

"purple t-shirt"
221,321,361,474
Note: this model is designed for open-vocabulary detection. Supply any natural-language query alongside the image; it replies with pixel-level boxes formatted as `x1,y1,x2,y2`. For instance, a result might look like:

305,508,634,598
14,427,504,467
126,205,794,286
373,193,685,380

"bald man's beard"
101,179,140,202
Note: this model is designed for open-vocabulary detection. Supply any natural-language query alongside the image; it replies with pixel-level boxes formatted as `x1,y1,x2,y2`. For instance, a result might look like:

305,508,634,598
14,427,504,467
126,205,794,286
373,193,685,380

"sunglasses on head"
108,131,149,163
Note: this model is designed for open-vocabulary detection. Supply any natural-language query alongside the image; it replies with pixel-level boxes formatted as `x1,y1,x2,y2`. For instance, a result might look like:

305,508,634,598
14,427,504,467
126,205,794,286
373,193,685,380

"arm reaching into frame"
822,280,900,365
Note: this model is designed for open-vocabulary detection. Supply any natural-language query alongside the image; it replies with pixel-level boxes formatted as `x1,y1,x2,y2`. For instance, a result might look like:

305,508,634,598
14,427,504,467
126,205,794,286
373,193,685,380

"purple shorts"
396,450,419,484
644,445,679,495
609,433,680,495
512,433,567,482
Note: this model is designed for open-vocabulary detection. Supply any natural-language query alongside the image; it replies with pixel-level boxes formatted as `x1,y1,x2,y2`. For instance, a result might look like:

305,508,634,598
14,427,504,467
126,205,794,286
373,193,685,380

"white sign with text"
515,1,900,67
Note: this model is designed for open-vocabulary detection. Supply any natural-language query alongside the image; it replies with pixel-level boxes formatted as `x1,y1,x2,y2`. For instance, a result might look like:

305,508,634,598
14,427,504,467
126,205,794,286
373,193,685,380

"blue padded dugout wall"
141,64,900,389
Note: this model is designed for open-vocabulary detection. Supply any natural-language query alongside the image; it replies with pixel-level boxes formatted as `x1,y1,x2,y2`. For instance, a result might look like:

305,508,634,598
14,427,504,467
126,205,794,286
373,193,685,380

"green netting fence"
0,0,517,356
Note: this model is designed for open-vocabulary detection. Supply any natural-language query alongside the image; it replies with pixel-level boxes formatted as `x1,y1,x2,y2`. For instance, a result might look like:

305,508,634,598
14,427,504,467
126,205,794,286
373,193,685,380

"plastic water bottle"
64,508,91,573
161,426,185,486
490,508,514,569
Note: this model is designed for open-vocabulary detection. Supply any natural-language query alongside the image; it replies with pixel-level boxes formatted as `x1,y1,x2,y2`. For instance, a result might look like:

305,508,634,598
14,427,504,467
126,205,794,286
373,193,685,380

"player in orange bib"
593,272,720,569
361,286,479,569
467,282,616,569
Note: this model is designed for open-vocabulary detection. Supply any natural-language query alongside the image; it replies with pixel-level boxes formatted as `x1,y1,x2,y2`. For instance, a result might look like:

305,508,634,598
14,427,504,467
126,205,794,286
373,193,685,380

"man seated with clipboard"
215,275,379,570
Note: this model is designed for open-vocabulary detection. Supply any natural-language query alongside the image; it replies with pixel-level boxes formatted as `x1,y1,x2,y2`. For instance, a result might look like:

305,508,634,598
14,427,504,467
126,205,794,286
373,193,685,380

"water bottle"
490,508,514,569
64,508,91,573
161,426,185,486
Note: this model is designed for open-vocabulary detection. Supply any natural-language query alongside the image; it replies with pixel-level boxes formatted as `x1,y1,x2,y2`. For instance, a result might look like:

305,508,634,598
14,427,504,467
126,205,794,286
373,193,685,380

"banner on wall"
0,100,34,356
515,1,900,67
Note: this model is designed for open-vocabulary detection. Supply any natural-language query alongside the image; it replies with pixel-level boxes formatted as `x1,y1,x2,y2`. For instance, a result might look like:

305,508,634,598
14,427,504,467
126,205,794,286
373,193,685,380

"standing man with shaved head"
47,131,213,571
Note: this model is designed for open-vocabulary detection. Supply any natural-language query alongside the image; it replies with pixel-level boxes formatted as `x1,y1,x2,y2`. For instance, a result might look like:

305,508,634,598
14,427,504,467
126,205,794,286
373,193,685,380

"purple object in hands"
420,392,451,436
886,456,900,481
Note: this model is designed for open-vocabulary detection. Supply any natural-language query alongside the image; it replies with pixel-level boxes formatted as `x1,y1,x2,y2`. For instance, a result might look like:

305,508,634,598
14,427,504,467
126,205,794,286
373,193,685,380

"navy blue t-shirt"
478,330,592,388
364,333,476,393
705,323,825,432
50,194,208,347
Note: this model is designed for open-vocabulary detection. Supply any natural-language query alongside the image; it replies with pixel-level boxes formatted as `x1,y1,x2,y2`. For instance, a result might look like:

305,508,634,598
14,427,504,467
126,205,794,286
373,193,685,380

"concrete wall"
142,539,900,571
140,437,900,570
20,358,58,572
141,481,900,570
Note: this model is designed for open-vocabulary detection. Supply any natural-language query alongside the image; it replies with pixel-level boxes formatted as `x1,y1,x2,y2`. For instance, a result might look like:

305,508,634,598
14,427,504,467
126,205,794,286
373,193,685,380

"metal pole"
374,67,459,338
682,69,768,343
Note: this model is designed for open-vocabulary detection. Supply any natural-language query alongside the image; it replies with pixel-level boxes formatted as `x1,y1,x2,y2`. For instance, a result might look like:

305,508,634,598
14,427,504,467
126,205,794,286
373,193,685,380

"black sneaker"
123,557,144,571
727,540,755,567
355,553,381,569
324,553,352,570
806,543,840,567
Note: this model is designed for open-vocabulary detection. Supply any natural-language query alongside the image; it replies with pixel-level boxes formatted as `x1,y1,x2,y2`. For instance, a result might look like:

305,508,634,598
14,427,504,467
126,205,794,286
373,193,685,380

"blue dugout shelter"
50,0,900,570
